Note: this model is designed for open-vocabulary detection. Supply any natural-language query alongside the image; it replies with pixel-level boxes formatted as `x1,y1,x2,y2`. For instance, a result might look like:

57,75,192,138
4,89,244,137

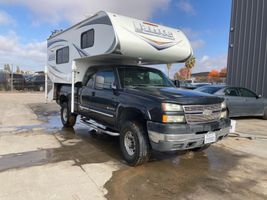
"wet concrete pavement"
0,93,267,200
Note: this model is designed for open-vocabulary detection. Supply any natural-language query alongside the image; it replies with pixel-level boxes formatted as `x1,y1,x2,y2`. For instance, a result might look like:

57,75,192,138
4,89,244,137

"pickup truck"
57,65,230,166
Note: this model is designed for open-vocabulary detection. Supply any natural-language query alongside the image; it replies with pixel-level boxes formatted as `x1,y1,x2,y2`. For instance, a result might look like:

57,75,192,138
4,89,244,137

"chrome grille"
183,104,221,124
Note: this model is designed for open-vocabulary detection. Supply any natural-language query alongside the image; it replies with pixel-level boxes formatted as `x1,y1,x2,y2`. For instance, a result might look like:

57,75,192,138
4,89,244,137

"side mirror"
173,80,180,87
111,82,117,90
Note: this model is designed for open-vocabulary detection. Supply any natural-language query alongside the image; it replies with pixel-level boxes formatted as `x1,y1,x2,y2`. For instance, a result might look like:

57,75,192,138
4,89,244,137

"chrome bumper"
147,119,230,152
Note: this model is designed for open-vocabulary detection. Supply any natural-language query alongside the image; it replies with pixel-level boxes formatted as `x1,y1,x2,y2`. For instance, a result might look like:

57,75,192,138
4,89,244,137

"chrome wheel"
124,131,136,156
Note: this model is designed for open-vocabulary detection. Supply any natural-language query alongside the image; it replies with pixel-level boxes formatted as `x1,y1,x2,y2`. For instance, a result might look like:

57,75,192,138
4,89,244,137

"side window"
95,70,115,90
225,88,239,96
56,46,69,64
81,29,94,49
149,72,164,85
239,88,256,98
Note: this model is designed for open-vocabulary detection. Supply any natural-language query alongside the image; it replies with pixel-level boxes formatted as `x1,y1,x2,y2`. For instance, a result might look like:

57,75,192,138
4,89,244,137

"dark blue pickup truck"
57,65,230,166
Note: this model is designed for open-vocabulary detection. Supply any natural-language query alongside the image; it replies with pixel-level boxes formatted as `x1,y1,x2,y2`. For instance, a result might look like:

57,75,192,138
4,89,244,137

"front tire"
120,121,151,166
60,102,77,128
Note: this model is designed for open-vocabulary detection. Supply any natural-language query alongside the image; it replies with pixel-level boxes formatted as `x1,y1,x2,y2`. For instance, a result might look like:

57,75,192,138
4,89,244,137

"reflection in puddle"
0,115,85,133
104,147,248,200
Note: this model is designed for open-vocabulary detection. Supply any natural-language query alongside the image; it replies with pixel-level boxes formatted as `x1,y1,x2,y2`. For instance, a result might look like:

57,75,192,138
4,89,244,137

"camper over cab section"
46,11,192,97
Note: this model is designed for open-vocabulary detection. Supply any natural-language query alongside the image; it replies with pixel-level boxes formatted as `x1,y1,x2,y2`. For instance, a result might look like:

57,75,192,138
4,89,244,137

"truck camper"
46,11,230,166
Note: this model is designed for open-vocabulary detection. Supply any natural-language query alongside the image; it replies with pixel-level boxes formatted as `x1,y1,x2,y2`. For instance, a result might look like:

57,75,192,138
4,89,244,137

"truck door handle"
91,91,95,96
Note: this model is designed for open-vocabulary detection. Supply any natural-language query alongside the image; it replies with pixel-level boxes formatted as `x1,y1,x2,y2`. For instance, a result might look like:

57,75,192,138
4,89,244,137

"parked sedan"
195,85,267,119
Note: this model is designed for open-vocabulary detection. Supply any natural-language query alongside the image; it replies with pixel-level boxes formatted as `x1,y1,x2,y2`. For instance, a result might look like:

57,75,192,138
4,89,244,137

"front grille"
183,104,221,124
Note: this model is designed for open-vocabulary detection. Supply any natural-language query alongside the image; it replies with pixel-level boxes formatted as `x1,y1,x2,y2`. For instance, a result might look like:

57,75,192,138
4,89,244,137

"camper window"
81,29,94,49
56,46,69,64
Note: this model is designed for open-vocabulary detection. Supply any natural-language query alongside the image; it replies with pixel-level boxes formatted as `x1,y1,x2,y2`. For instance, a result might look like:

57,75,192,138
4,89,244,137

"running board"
80,118,120,136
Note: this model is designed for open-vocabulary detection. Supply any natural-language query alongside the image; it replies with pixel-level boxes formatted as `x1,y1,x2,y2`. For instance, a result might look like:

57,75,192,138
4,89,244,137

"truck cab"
58,65,230,166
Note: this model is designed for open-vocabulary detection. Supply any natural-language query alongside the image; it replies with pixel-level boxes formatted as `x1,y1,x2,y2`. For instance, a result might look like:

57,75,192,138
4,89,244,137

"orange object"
162,115,168,123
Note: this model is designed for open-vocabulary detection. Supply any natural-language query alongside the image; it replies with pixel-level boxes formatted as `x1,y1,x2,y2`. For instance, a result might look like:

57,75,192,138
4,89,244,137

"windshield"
118,67,174,88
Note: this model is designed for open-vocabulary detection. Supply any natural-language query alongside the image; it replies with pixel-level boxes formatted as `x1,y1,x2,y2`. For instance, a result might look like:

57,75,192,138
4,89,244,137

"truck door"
79,73,95,117
89,69,118,126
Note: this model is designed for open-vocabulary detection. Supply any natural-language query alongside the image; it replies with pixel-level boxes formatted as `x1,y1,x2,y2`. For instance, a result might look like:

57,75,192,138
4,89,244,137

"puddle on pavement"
0,115,65,133
104,147,251,200
0,102,123,172
0,125,122,172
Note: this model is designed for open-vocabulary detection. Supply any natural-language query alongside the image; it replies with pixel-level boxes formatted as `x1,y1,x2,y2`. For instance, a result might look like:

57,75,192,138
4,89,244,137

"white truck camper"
46,11,193,110
46,11,231,166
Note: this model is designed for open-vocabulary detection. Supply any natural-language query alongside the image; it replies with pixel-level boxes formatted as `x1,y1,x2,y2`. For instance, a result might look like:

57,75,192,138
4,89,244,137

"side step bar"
80,118,120,136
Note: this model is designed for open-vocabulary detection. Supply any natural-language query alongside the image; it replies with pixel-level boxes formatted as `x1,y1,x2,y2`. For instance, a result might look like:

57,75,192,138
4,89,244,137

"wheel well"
118,108,146,130
59,95,68,106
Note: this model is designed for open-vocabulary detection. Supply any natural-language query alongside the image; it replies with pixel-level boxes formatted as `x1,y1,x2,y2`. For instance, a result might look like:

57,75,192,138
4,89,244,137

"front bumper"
147,118,231,152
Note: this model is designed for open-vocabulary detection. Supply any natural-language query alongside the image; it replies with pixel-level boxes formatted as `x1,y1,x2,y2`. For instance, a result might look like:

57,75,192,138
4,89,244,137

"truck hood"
125,87,224,105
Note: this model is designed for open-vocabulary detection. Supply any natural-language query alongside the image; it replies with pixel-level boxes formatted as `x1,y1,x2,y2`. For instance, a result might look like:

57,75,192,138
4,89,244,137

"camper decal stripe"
47,67,66,81
47,39,67,47
73,44,88,57
48,70,66,81
77,15,112,29
105,37,117,53
123,27,180,51
138,35,181,51
48,64,63,74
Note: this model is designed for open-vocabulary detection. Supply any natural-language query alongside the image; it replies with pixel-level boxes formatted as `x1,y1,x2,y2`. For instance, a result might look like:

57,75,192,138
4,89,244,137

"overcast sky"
0,0,231,76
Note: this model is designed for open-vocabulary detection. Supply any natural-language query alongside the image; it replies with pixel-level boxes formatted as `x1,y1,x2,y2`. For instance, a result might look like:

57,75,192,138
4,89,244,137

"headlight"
162,115,185,123
162,103,183,112
221,101,226,109
220,111,227,118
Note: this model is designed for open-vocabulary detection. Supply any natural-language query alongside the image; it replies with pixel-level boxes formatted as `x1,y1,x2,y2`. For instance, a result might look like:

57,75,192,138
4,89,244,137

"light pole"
166,63,172,78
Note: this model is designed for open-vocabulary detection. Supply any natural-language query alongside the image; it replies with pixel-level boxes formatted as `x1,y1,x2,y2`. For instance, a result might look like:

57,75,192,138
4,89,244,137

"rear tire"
263,108,267,120
120,121,151,166
60,102,77,128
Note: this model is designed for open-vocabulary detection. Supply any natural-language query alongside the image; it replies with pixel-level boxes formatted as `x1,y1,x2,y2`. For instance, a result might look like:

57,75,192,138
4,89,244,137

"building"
191,72,209,82
227,0,267,97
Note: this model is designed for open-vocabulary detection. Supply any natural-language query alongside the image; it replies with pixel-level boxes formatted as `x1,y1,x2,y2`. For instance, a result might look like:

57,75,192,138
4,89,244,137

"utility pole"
11,64,14,92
